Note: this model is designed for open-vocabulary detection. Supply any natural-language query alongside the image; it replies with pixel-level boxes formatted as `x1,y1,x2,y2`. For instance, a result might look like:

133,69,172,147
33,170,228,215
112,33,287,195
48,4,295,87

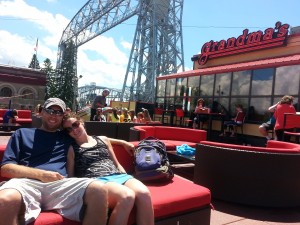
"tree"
56,41,77,109
28,54,40,69
42,58,58,100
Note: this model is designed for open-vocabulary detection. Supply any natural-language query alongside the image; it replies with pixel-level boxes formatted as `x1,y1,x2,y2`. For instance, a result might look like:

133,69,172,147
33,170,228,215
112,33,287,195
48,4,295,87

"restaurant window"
188,76,200,97
215,73,231,97
176,77,187,97
251,68,274,96
249,97,272,122
165,97,175,110
216,97,230,118
231,70,251,96
201,74,215,97
156,80,166,97
155,97,164,108
166,78,176,97
230,98,248,114
274,65,300,96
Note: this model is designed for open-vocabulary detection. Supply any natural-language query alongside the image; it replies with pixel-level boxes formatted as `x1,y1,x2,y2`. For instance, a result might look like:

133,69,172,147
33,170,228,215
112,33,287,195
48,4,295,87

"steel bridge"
57,0,184,107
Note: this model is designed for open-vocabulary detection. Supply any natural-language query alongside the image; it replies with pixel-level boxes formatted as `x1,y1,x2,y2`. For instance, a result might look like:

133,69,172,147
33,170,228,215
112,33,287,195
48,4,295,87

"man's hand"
39,171,65,183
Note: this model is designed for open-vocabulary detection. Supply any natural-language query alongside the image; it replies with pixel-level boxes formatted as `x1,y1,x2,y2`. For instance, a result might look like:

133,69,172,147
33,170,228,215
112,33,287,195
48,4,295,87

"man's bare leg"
0,189,24,225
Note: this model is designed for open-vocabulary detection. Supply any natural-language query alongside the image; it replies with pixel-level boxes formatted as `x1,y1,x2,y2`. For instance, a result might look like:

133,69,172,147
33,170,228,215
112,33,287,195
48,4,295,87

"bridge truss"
57,0,184,107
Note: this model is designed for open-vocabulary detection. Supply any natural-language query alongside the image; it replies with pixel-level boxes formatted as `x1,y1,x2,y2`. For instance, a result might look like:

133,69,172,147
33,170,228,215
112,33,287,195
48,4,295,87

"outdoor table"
162,109,175,126
195,113,225,140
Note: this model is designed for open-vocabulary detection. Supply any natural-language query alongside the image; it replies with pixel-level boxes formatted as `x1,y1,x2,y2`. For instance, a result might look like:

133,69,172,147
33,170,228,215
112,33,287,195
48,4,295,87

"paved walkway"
1,135,300,224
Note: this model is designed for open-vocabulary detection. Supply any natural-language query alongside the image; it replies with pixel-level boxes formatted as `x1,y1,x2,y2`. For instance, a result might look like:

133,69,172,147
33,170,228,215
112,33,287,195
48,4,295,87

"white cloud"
0,0,129,89
121,40,132,50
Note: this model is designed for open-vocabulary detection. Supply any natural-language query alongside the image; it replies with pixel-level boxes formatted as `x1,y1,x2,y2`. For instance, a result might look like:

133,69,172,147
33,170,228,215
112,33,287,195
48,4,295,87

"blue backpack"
134,136,174,182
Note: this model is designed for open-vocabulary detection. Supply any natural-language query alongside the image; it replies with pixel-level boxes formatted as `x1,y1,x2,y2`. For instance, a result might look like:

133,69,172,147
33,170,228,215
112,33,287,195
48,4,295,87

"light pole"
74,75,83,112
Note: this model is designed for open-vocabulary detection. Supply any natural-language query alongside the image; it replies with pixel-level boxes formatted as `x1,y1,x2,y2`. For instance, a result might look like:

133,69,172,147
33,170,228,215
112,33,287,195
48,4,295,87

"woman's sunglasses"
64,120,80,133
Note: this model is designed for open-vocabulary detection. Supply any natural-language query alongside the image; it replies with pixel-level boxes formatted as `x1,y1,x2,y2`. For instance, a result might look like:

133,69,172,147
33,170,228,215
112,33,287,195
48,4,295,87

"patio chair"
153,108,168,124
283,113,300,143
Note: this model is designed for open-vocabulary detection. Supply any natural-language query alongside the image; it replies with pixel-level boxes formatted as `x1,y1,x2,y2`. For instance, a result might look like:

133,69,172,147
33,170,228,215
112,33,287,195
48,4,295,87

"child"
220,104,244,137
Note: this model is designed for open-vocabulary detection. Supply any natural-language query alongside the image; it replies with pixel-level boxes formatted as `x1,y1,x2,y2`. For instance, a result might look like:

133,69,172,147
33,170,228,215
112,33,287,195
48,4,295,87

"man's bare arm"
1,164,64,183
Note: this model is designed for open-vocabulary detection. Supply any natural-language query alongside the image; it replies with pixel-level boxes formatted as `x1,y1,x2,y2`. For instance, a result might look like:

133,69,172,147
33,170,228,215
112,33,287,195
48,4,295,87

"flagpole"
34,38,38,69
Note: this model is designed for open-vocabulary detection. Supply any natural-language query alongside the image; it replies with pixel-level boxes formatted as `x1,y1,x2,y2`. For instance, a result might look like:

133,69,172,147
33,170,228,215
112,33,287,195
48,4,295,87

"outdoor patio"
0,135,300,225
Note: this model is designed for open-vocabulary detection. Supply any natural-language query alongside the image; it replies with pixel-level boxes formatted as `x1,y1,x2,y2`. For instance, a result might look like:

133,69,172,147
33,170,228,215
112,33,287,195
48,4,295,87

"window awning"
157,54,300,80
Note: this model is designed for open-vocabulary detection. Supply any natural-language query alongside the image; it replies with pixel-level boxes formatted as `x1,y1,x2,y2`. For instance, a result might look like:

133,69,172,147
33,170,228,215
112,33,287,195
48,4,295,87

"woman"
193,98,209,129
142,108,152,122
63,114,154,225
274,95,296,141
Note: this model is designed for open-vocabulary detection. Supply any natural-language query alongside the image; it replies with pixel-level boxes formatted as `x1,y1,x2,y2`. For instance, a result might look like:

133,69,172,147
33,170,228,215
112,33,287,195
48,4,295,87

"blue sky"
0,0,299,89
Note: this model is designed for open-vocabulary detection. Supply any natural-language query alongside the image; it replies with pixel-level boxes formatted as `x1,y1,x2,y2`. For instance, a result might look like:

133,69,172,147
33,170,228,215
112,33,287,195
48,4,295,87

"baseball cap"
103,89,110,94
43,98,66,112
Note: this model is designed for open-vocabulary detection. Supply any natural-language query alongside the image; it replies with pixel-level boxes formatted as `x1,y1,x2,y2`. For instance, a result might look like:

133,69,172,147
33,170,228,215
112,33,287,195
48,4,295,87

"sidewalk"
1,135,300,224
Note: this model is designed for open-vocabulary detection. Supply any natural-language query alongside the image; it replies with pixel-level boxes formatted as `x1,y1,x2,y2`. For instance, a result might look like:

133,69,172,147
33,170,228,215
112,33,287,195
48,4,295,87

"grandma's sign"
198,21,289,65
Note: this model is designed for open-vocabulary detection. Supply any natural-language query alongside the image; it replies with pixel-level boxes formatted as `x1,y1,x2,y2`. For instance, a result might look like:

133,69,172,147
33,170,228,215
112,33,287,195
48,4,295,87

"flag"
34,38,38,51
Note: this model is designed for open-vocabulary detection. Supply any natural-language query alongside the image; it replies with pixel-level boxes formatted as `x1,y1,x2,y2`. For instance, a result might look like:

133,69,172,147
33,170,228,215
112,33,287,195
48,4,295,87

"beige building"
0,65,46,110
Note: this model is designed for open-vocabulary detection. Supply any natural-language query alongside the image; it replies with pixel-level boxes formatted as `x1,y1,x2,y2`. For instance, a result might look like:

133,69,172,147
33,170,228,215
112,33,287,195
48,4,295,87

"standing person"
274,95,296,141
258,102,278,141
63,115,155,225
90,89,110,121
193,98,210,129
0,98,108,225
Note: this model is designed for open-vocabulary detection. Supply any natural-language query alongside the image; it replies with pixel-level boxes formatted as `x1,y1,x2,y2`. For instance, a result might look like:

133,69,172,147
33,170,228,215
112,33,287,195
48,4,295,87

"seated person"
142,108,152,123
193,98,210,129
107,108,120,122
3,109,18,124
119,108,131,123
136,112,145,123
220,104,244,137
93,108,106,121
63,114,154,225
258,102,278,140
274,95,296,141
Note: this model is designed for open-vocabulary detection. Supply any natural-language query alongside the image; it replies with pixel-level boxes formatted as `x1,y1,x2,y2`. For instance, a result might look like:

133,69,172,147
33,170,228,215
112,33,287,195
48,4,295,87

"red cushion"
148,175,211,219
200,141,300,154
153,127,206,143
29,212,79,225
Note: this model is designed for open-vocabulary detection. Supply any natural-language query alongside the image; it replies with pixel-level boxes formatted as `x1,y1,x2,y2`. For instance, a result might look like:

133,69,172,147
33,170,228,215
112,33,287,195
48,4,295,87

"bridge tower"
57,0,184,105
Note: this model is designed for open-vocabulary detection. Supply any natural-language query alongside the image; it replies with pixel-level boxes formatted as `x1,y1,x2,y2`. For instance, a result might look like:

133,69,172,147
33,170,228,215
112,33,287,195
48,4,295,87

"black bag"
134,136,174,182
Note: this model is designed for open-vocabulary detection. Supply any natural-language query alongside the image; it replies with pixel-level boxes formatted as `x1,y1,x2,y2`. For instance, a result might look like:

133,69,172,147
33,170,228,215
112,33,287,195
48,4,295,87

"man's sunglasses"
64,120,81,133
44,108,64,116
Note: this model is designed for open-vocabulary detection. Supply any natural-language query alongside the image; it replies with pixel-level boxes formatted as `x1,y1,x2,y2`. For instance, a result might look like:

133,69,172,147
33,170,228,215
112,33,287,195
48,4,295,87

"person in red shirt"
274,95,296,141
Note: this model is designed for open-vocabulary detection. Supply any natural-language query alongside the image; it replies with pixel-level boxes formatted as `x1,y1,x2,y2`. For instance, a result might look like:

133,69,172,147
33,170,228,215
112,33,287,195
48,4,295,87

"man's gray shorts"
0,177,95,225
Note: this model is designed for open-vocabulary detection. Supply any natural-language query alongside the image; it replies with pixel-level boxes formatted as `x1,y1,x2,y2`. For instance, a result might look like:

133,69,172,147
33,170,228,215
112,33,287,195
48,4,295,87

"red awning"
157,54,300,80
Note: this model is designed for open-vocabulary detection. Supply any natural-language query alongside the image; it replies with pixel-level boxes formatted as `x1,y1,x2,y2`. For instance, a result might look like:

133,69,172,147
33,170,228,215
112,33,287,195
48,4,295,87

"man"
258,102,278,141
0,98,108,225
90,89,110,121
